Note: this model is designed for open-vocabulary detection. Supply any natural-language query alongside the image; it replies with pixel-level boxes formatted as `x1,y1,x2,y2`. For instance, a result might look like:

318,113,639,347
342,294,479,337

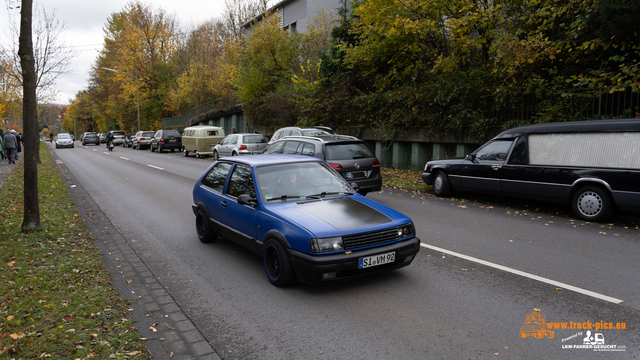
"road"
53,143,640,359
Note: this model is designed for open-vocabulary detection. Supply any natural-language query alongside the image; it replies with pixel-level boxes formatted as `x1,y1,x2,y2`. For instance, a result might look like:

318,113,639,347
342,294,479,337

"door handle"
220,201,227,207
491,164,502,170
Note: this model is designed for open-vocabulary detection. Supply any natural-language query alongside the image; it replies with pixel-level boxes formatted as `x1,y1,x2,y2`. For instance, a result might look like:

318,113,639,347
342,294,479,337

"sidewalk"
0,151,23,189
2,144,222,359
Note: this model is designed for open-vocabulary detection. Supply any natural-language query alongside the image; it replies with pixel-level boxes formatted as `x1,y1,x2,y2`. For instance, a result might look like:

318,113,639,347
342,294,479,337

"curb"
48,145,222,360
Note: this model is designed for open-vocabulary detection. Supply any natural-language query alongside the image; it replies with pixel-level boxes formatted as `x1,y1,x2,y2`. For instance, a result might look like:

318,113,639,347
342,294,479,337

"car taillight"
329,163,342,170
159,137,164,143
371,160,380,167
239,145,247,150
140,137,145,140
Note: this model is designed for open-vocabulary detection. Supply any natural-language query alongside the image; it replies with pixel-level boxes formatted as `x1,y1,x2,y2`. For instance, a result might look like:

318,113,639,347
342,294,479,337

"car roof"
495,119,640,139
277,135,361,144
219,154,322,167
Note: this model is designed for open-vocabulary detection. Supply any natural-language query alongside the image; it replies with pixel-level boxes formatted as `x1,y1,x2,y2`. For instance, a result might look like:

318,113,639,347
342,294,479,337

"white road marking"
148,165,164,170
420,243,624,304
92,149,97,151
120,157,129,160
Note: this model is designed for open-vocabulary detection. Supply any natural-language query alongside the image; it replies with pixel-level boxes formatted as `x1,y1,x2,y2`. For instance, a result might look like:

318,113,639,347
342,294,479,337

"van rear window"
207,131,218,136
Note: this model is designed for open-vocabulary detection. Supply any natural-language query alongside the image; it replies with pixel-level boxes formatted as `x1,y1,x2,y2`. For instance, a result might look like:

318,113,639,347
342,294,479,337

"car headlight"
310,237,344,253
397,223,415,238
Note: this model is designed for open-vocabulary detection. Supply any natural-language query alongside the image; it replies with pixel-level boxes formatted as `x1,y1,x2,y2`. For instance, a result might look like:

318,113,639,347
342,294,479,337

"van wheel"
195,151,200,159
183,148,189,157
263,239,296,287
433,171,452,197
572,186,614,222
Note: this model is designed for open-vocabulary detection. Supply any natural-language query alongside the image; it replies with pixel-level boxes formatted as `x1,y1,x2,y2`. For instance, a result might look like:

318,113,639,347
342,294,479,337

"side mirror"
349,182,360,193
465,154,476,162
238,194,258,207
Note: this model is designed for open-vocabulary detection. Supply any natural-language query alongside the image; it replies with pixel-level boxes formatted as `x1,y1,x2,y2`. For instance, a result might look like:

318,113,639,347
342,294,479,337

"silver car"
132,131,155,150
55,133,74,149
212,133,269,160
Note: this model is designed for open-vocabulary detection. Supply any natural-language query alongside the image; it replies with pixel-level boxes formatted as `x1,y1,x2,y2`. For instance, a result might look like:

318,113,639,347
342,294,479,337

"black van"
421,119,640,222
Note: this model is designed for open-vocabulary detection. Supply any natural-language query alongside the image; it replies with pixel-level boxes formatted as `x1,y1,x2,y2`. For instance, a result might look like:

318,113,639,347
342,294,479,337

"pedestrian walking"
4,130,17,164
0,132,4,162
15,132,23,159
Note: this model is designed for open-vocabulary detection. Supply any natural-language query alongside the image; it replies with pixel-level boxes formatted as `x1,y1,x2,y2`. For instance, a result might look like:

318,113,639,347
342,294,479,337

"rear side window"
243,135,268,144
202,162,232,193
208,130,219,136
325,143,374,160
300,143,316,157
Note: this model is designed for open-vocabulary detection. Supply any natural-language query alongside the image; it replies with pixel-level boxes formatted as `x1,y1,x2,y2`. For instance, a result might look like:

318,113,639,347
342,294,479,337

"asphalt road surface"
52,143,640,359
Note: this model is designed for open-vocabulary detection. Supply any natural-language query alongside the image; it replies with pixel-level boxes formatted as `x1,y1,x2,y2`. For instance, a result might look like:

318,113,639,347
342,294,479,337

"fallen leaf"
533,308,541,312
7,315,14,321
150,326,157,333
556,288,562,291
7,261,16,266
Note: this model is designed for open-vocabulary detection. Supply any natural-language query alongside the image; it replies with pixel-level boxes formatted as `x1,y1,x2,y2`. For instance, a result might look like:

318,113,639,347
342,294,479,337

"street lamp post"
62,113,76,140
101,67,140,132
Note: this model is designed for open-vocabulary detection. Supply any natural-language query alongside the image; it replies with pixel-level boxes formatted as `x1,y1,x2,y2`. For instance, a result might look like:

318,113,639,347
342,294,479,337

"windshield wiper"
306,192,341,199
266,195,301,202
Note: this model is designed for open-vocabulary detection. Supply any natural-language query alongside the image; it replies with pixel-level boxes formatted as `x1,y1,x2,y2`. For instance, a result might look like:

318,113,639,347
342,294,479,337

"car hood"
265,196,410,238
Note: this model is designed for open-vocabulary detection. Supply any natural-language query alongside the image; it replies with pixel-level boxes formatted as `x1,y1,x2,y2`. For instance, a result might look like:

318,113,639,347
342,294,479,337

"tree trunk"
18,0,42,232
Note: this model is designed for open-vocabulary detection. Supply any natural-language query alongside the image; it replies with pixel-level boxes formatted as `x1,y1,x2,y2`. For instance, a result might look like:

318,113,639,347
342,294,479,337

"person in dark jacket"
105,131,114,149
4,130,17,164
0,129,5,160
15,132,23,159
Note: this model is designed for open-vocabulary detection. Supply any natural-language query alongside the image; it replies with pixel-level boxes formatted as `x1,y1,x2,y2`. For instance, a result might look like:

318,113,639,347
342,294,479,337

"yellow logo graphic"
519,310,555,339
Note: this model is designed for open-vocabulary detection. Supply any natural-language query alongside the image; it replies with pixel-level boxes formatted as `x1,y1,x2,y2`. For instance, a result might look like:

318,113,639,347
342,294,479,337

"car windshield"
57,134,71,139
256,162,354,203
243,135,267,144
301,129,330,136
325,143,375,160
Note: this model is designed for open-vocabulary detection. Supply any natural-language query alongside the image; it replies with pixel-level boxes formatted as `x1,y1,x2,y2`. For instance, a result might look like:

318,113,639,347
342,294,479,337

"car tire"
433,171,452,197
572,185,614,222
158,145,163,153
151,145,155,152
195,209,217,243
263,239,296,287
231,151,237,156
213,150,219,161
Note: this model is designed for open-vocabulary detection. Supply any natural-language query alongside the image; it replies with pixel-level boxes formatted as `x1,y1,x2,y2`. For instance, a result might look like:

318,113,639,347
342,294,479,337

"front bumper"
288,237,421,284
421,171,432,185
56,142,74,148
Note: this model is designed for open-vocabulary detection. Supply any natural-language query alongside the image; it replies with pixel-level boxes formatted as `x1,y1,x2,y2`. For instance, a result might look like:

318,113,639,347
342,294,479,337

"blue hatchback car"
192,154,420,286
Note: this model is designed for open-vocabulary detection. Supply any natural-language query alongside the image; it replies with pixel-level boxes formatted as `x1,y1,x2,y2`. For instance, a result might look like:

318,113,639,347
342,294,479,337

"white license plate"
358,251,395,269
169,139,176,143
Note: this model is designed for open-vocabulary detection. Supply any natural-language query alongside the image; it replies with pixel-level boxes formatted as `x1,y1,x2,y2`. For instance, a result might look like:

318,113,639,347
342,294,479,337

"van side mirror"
238,194,258,207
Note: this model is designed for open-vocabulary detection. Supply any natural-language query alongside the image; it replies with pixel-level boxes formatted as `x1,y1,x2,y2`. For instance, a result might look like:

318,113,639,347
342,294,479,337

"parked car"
132,131,155,150
421,119,640,222
192,154,420,286
212,133,269,160
55,133,74,149
122,133,135,148
82,132,100,146
267,126,332,146
150,129,182,152
110,130,126,145
262,135,382,196
182,125,225,158
98,133,107,144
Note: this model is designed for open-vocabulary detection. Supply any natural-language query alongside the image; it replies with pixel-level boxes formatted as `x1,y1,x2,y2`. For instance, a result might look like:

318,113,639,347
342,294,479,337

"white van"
182,126,225,158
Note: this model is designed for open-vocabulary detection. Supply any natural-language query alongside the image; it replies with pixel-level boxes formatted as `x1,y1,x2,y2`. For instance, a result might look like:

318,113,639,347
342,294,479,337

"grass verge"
381,167,429,193
0,142,151,359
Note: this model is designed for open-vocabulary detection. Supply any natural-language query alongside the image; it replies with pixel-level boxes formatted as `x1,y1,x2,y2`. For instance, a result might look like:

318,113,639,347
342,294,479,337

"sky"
1,0,230,105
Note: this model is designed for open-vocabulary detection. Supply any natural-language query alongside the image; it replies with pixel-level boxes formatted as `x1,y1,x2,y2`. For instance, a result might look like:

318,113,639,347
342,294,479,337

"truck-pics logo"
519,309,627,352
519,311,555,339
